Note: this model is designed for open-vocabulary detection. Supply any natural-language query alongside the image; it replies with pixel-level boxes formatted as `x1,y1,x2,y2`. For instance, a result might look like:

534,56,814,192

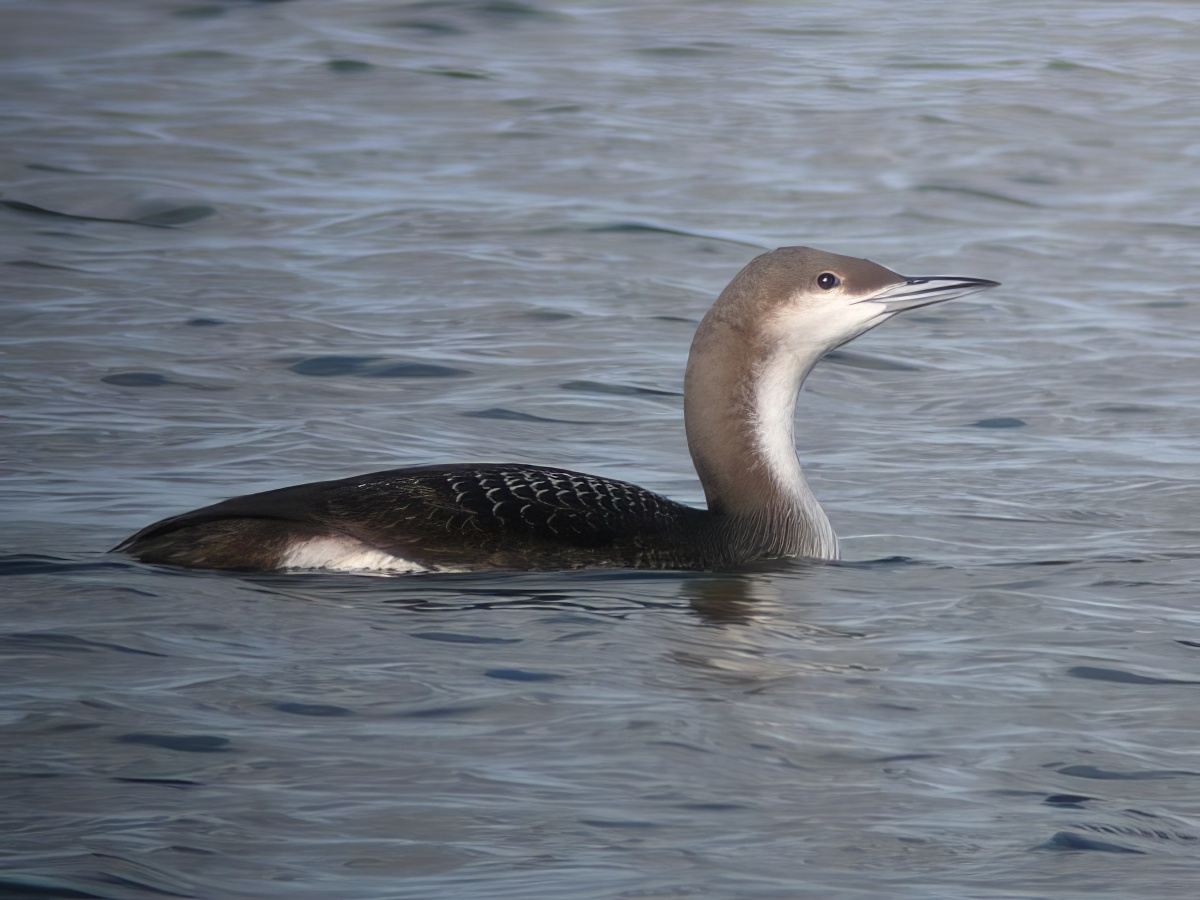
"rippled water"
4,0,1200,896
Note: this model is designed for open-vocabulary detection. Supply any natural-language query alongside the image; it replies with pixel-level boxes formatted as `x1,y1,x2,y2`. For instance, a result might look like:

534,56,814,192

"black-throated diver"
116,246,998,574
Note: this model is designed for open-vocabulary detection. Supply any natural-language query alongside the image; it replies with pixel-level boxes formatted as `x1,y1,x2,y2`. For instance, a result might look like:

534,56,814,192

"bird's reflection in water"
670,564,872,690
684,571,783,626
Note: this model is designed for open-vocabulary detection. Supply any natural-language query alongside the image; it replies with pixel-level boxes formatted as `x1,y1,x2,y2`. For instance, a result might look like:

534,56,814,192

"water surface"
3,1,1200,897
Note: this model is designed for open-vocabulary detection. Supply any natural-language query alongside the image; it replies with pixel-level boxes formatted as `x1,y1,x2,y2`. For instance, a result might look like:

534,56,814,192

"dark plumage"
117,464,723,571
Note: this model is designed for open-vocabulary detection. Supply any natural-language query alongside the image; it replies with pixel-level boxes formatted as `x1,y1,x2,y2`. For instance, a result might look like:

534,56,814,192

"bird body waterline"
115,246,999,574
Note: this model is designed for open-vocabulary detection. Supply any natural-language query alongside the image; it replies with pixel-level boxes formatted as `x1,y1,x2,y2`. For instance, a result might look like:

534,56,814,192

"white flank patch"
279,535,436,575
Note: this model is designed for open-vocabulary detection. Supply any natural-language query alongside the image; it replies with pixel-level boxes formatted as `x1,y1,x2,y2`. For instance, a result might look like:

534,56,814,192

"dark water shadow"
287,356,470,378
1067,665,1200,686
2,177,215,228
558,379,679,398
0,853,200,899
461,407,597,425
0,554,133,578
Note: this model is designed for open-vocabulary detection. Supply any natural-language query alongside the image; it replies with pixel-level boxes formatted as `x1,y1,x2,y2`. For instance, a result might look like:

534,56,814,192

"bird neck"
683,319,838,561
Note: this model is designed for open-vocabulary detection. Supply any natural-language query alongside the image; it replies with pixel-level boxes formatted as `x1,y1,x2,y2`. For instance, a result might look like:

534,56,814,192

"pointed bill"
863,276,1000,313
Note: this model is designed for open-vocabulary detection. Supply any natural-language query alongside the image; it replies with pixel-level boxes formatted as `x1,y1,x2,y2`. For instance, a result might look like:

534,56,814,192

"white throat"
745,352,838,559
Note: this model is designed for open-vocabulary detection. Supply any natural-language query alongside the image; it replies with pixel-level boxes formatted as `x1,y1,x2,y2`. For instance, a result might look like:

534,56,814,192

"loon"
115,246,998,574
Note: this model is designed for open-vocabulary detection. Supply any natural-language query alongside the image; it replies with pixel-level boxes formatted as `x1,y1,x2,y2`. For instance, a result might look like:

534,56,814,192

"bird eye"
817,272,840,290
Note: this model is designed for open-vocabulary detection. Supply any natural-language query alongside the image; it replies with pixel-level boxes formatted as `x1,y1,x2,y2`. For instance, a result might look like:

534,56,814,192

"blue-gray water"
3,1,1200,897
